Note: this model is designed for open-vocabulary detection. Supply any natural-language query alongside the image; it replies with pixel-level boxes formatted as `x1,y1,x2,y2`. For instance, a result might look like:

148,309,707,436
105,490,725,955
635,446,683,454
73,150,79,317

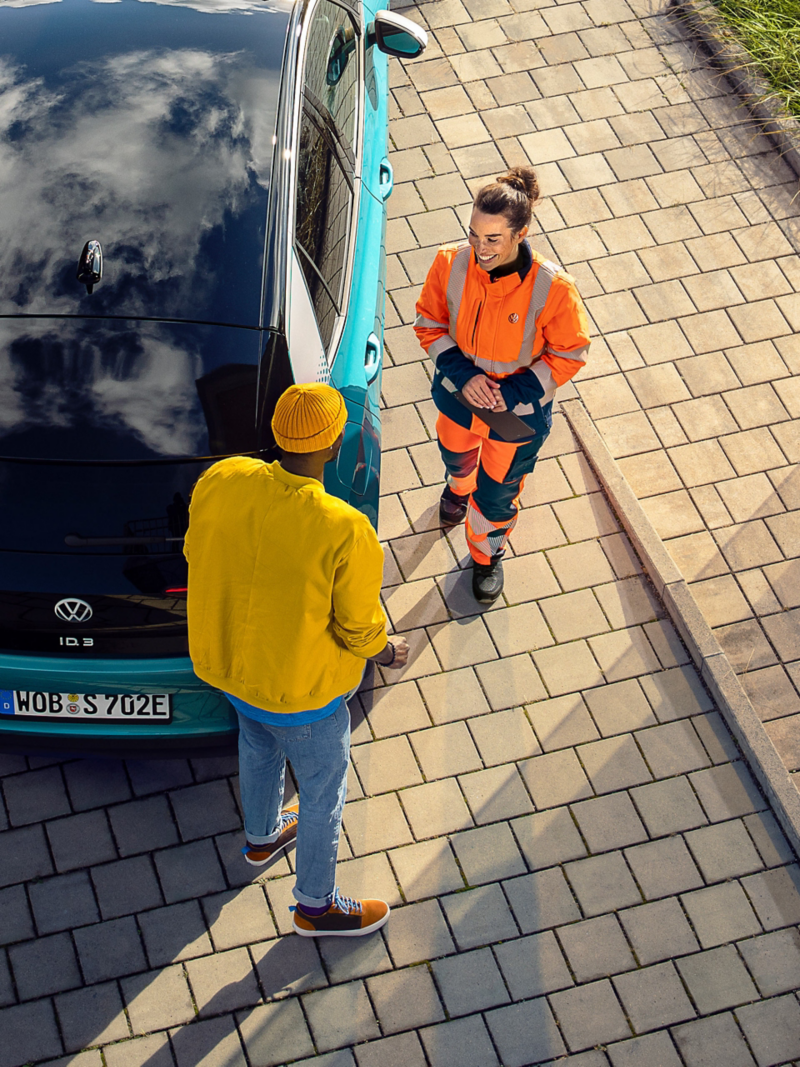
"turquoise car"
0,0,426,755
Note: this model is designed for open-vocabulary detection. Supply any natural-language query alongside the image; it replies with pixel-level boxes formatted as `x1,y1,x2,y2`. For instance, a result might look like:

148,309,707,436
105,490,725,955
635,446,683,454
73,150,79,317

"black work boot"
472,555,504,603
439,485,469,527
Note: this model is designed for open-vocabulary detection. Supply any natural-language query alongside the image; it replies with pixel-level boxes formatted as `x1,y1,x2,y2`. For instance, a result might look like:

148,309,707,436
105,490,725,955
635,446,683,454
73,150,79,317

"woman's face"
468,208,527,272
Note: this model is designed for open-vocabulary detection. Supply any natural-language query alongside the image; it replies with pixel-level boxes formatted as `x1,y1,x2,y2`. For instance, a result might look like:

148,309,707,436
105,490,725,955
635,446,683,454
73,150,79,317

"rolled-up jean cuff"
293,886,334,909
244,829,279,846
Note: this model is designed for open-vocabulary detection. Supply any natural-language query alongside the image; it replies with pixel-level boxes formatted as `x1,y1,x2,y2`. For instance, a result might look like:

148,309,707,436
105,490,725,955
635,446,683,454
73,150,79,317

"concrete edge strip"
561,398,800,859
670,0,800,182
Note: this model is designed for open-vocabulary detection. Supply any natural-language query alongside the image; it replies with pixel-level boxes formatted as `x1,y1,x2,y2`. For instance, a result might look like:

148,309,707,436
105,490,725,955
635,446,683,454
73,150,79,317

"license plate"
0,691,172,722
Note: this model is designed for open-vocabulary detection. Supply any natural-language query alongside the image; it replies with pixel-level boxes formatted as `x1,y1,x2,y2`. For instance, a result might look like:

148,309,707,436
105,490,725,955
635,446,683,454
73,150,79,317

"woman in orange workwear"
414,166,590,603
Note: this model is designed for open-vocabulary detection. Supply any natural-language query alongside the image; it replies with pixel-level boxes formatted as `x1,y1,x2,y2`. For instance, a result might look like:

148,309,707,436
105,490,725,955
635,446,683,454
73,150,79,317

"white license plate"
0,691,172,722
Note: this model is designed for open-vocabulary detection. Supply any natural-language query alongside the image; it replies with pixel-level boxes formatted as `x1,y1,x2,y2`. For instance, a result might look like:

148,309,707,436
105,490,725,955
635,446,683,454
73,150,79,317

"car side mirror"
370,10,427,59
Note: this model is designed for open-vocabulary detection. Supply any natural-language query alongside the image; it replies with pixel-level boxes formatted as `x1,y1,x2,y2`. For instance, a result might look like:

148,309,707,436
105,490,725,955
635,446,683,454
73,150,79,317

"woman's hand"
370,637,410,670
463,374,502,409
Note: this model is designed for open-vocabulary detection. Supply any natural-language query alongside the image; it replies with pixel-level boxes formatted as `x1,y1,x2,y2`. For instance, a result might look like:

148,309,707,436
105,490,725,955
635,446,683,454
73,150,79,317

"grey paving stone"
103,1033,174,1067
154,840,226,904
366,964,445,1033
122,964,195,1034
319,929,393,984
139,900,213,967
74,916,147,983
56,981,130,1052
202,885,276,952
0,754,26,777
682,882,762,948
635,720,710,777
3,766,70,826
303,980,380,1053
433,947,510,1017
677,945,759,1013
486,998,567,1067
584,679,658,736
736,995,800,1067
185,946,261,1017
170,780,241,841
0,1000,63,1067
741,864,800,929
693,711,740,765
619,899,699,965
0,824,54,888
494,930,573,1000
30,871,99,934
384,900,456,967
578,735,652,793
613,961,695,1033
557,914,636,981
672,1012,757,1067
607,1031,683,1067
510,807,588,870
550,979,631,1051
355,1031,428,1067
126,759,193,797
46,810,117,872
440,882,518,950
625,837,703,899
503,867,581,932
191,755,238,782
238,1000,315,1067
737,928,800,996
214,828,287,890
251,936,327,1000
419,1016,500,1067
690,761,766,822
0,950,12,1007
108,795,179,856
9,930,82,999
92,856,162,920
743,811,796,868
565,852,642,916
64,760,131,811
639,665,713,722
539,1055,609,1067
519,748,594,808
35,1053,103,1067
571,792,648,852
450,822,526,886
170,1014,245,1067
630,777,708,837
685,819,764,882
293,1053,354,1067
0,884,34,945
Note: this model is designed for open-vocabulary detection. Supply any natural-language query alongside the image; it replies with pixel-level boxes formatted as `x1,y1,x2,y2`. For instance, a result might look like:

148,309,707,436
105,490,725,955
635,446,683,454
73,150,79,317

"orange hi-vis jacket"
415,240,590,437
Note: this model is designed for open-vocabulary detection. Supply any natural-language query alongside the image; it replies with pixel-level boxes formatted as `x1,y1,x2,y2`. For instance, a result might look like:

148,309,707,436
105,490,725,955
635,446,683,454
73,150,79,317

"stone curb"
561,398,800,859
671,0,800,181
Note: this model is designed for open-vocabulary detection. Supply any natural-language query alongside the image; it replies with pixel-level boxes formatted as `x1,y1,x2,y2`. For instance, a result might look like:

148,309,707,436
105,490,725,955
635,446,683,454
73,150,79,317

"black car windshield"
0,0,292,328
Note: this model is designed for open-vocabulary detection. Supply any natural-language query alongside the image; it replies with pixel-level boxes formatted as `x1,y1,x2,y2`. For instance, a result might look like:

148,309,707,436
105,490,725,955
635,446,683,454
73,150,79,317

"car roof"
0,0,294,328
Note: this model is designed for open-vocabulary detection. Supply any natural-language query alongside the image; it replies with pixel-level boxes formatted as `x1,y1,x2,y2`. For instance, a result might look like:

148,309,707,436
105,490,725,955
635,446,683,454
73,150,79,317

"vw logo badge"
54,598,93,624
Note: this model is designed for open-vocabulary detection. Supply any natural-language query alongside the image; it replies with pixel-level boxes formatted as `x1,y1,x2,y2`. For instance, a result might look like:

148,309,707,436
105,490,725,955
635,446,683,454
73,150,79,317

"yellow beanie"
272,383,347,454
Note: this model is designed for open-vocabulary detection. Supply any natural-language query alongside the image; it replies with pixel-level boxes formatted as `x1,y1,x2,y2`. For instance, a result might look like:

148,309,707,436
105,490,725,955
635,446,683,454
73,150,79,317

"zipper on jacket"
471,301,482,347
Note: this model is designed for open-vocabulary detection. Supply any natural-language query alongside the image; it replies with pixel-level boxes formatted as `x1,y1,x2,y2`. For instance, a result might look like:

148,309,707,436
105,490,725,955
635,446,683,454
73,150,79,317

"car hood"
0,0,292,327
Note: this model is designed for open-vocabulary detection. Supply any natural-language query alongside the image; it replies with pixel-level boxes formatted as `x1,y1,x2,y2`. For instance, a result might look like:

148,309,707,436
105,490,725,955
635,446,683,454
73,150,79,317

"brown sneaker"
242,803,298,868
293,889,390,937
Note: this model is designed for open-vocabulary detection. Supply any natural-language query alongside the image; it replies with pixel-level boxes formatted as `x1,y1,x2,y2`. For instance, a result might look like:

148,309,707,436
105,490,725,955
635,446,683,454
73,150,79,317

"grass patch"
711,0,800,120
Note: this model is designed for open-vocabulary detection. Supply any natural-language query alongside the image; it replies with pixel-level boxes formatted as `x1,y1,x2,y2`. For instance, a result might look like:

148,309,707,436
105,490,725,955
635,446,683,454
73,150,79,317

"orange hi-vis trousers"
437,412,548,565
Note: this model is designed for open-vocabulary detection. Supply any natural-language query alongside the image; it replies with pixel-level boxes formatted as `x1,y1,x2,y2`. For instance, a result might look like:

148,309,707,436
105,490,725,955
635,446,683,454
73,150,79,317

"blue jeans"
236,698,350,908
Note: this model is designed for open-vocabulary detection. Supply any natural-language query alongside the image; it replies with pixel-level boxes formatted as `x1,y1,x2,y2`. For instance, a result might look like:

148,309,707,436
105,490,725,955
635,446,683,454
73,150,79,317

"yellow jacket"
184,457,387,713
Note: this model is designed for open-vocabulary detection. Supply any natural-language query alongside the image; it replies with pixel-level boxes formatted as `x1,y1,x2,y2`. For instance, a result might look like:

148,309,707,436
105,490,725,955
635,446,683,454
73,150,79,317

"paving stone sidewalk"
1,405,800,1066
384,0,800,785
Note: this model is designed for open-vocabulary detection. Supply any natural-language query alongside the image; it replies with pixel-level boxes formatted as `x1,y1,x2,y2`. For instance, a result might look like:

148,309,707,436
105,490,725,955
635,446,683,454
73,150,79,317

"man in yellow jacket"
184,383,408,938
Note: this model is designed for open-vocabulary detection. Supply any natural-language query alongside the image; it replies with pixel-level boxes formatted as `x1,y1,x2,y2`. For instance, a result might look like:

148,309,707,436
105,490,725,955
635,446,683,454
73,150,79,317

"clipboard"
454,391,536,441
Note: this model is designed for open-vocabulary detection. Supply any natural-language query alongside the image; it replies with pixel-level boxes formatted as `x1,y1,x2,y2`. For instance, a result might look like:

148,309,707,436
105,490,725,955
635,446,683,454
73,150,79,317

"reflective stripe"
517,260,558,371
429,335,458,362
445,244,471,345
440,375,458,393
415,313,449,331
546,342,590,362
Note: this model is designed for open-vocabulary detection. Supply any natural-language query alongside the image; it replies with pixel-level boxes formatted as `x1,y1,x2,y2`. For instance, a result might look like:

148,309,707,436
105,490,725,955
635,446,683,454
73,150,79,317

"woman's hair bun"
497,166,539,202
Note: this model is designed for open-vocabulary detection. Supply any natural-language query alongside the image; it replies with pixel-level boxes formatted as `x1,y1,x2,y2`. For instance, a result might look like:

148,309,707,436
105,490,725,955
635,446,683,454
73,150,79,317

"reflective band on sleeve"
429,335,460,362
415,313,449,331
445,245,471,344
533,361,557,403
440,375,458,393
546,342,590,362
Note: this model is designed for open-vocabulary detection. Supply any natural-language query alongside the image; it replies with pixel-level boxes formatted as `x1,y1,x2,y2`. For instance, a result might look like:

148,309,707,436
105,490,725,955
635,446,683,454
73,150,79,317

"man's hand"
370,637,410,670
462,374,502,409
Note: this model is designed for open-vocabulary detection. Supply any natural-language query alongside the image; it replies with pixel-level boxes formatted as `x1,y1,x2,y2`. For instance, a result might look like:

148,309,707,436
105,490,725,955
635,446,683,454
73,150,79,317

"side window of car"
294,0,359,353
